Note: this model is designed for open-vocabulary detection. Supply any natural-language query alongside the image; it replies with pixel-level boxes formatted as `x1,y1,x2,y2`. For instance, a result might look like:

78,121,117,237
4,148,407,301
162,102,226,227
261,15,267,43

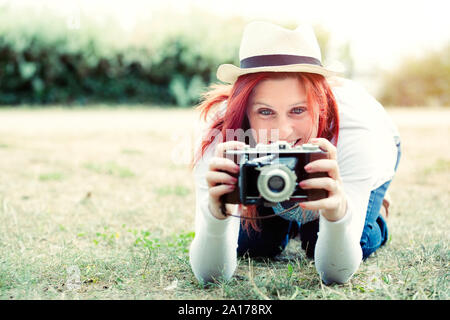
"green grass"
422,158,450,176
38,172,65,181
0,106,448,300
83,161,135,178
120,148,144,155
155,185,191,197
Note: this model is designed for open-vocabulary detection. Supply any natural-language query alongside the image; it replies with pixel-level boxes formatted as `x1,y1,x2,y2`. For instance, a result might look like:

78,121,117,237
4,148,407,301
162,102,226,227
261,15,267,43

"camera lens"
268,175,285,192
257,164,297,203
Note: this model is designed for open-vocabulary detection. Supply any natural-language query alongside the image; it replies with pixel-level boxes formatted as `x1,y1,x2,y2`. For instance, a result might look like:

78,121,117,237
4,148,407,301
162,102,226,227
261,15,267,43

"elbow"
317,267,358,285
192,270,234,286
315,248,362,285
189,261,235,286
189,244,210,285
189,243,236,286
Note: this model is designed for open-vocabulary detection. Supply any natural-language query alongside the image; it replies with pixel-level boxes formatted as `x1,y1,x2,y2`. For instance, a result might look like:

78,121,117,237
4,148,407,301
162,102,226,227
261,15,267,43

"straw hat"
216,21,342,84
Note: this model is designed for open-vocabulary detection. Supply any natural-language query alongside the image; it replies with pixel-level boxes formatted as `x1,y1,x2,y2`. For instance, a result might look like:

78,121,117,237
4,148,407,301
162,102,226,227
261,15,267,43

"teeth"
269,139,300,145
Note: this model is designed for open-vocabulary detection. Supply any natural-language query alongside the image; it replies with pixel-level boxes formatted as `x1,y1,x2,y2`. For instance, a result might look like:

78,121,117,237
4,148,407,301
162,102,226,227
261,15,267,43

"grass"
38,172,65,181
155,185,191,197
0,106,448,300
83,161,135,178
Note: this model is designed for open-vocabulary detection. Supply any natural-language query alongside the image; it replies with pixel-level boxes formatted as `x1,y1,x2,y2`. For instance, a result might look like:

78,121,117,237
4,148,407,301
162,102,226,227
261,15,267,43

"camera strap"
221,201,301,220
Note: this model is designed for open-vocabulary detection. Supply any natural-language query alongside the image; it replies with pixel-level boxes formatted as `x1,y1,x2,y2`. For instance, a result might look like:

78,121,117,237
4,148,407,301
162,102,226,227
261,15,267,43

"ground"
0,105,448,299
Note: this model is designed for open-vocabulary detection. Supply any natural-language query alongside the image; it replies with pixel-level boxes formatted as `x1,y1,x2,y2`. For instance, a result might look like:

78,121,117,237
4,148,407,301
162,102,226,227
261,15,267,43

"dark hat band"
240,54,322,69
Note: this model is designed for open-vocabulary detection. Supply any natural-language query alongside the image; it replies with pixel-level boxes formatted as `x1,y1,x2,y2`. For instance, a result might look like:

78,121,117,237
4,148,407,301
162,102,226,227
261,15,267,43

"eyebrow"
253,101,307,108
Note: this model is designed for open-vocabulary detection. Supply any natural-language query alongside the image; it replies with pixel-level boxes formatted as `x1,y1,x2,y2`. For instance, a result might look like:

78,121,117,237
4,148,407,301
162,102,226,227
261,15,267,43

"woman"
189,21,401,285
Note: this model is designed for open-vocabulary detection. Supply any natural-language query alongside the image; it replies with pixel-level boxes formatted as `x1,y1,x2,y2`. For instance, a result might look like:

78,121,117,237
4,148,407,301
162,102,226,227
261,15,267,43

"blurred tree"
0,5,355,107
337,42,355,78
378,44,450,106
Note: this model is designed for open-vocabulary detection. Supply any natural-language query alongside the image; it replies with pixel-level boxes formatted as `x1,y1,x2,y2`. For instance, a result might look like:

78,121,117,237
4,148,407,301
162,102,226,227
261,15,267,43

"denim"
237,139,402,260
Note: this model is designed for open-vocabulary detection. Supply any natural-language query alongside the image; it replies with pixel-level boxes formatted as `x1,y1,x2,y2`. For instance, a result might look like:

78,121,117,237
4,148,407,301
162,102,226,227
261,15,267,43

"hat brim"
216,63,342,84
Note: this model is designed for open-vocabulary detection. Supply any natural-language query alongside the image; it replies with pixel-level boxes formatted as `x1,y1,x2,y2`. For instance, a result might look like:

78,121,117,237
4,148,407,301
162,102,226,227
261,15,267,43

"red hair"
190,72,340,231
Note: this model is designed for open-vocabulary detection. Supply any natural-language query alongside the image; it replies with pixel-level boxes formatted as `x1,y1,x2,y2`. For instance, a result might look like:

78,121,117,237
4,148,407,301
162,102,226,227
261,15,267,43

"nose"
275,117,295,141
278,126,293,140
268,123,294,142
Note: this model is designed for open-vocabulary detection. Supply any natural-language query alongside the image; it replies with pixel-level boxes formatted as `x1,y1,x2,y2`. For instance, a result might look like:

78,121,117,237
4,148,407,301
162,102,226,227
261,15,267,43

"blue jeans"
237,138,402,260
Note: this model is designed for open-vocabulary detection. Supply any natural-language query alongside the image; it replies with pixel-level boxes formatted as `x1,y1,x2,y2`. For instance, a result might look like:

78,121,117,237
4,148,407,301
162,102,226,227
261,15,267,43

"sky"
165,0,450,73
3,0,449,76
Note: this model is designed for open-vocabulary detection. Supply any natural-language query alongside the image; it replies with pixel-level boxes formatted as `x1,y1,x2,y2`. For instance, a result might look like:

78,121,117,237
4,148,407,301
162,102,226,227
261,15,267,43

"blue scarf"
272,200,320,225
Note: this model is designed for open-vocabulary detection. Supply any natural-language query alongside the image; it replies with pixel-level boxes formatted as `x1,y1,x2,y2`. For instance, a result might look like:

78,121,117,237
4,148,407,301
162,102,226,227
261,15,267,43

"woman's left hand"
298,138,347,222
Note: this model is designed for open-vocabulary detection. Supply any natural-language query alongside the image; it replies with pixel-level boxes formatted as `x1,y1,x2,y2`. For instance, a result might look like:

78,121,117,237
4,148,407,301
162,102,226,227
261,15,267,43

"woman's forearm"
189,196,240,284
314,208,363,285
189,229,238,284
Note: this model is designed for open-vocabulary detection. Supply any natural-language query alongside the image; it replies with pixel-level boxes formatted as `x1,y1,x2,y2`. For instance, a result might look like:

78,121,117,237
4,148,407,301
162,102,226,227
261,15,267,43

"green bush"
0,7,241,106
0,6,349,106
378,44,450,106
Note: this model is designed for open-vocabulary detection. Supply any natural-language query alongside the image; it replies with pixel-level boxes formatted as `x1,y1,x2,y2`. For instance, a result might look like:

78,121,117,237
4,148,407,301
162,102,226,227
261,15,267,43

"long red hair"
190,72,340,231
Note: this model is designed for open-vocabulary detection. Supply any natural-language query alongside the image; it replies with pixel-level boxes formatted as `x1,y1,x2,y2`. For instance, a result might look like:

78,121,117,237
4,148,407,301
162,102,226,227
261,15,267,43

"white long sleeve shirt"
189,78,400,285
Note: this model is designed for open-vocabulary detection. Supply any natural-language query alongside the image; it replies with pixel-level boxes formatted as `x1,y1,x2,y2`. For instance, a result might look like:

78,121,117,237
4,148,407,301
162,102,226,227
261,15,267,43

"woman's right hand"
206,141,247,220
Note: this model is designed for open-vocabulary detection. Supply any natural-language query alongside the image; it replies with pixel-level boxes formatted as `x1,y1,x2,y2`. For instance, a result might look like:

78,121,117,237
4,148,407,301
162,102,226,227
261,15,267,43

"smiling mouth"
290,138,302,147
269,138,302,146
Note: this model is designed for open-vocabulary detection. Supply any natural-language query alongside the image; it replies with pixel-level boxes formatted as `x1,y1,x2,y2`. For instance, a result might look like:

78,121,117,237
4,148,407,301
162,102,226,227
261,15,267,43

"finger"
299,177,338,194
300,196,340,211
209,183,236,200
208,157,240,174
214,141,247,158
206,171,238,188
310,138,337,160
304,159,339,180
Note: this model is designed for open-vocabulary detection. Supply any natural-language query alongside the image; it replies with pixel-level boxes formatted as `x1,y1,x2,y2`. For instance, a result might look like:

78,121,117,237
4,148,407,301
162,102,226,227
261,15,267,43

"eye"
258,108,274,116
291,107,306,114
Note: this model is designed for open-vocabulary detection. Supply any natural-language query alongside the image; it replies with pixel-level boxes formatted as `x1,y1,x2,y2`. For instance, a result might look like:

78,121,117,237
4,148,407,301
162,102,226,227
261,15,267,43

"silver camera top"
246,141,321,153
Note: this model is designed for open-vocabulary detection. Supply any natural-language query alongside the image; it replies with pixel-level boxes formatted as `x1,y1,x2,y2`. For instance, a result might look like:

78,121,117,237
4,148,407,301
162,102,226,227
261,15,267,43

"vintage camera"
221,141,328,206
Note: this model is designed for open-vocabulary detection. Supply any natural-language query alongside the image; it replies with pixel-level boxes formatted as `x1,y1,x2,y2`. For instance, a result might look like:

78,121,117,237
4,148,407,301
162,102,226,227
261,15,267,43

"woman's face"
246,77,318,146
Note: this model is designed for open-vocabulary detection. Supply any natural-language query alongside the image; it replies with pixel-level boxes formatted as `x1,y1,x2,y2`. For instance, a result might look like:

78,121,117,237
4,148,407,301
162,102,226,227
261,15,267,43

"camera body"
222,141,328,206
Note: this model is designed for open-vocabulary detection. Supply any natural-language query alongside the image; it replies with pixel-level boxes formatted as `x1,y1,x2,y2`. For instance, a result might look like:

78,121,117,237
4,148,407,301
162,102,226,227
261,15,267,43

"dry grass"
0,105,448,300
